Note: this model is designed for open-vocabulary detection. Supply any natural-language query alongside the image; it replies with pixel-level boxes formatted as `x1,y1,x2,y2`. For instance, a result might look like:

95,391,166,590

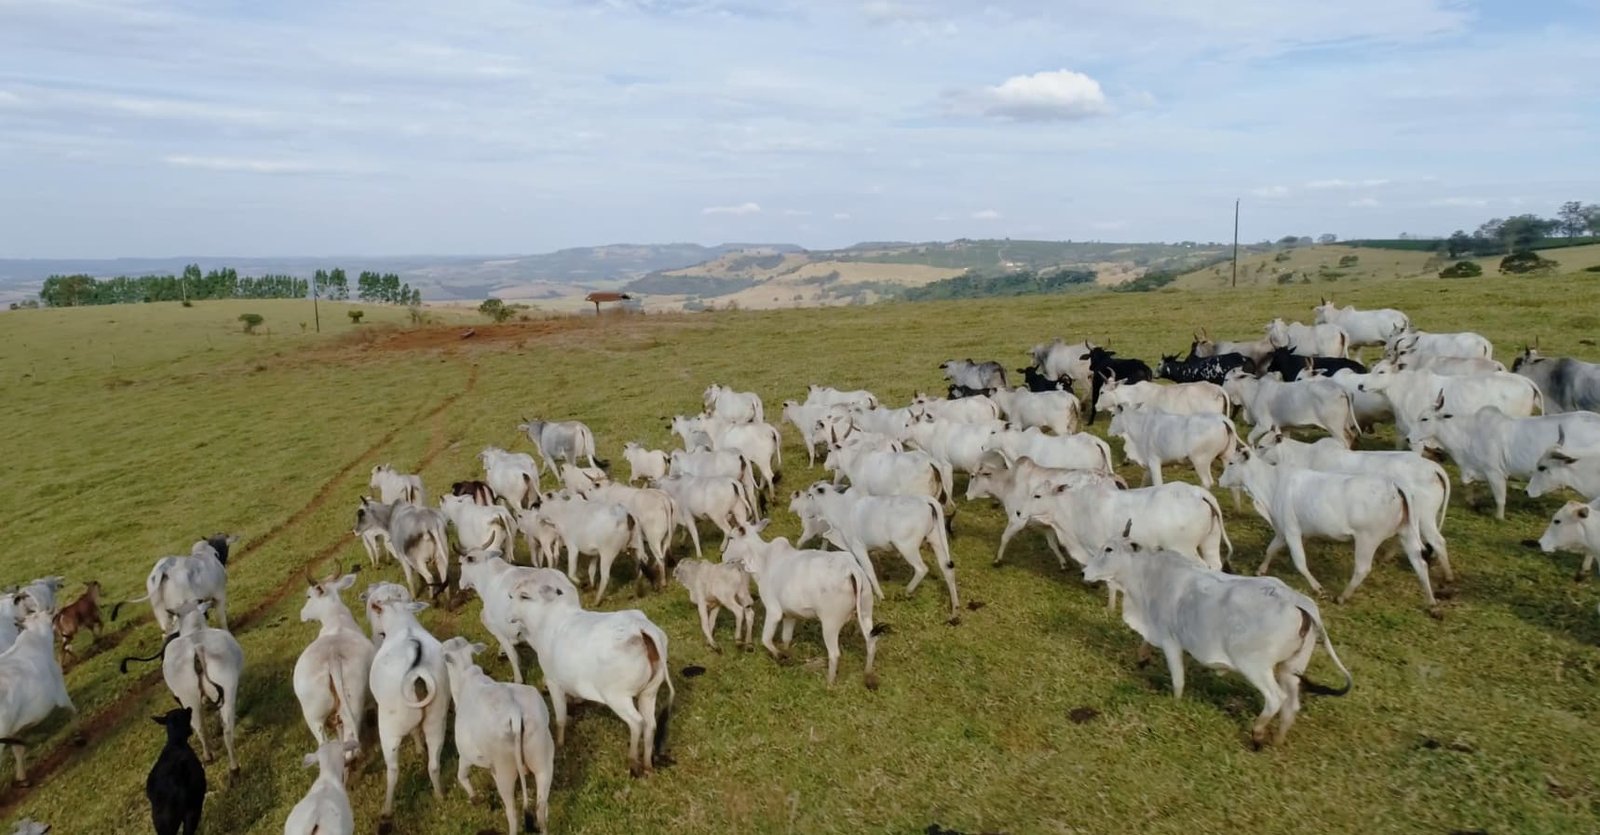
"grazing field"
1175,243,1600,289
3,276,1600,835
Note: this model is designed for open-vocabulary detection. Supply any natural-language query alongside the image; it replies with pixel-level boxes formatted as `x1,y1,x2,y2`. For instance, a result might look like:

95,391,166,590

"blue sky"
1,0,1595,258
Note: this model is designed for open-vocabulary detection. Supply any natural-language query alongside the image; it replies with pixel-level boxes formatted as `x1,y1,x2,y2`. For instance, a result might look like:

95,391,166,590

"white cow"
283,740,359,835
983,427,1114,472
1107,408,1238,487
1537,500,1600,579
675,416,782,494
621,442,670,485
1094,378,1229,418
844,405,918,441
1190,329,1275,368
518,417,602,476
121,601,242,772
1407,403,1600,519
440,638,555,835
531,493,639,604
668,447,758,509
1256,433,1452,577
1528,443,1600,501
791,483,958,620
903,417,1003,487
1358,364,1542,449
1265,319,1349,358
804,385,878,410
458,550,554,684
366,594,451,827
369,464,425,505
293,573,372,752
1324,370,1393,432
1385,329,1494,361
1383,354,1506,376
1220,448,1434,607
439,494,515,554
704,383,765,424
823,444,946,506
781,401,850,466
653,473,754,558
910,393,1003,424
1311,299,1410,348
359,582,412,648
723,523,879,689
989,387,1080,435
1082,542,1352,748
1225,371,1358,448
967,455,1125,566
113,534,237,634
480,447,540,509
1015,479,1230,571
11,577,63,618
0,596,22,654
0,611,74,787
505,570,675,777
671,559,756,651
517,507,563,569
576,480,678,587
1027,339,1097,388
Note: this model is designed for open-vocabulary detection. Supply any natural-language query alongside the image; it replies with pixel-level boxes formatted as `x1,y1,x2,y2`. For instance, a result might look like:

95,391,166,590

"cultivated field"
2,278,1600,834
1176,243,1600,289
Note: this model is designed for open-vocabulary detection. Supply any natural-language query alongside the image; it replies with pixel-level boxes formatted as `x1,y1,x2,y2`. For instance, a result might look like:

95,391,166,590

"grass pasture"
3,276,1600,834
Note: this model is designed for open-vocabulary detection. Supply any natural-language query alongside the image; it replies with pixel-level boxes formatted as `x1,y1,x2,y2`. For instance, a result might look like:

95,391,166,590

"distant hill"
1173,242,1600,289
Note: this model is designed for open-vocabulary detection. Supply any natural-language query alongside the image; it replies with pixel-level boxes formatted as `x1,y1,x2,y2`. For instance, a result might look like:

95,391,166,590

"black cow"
1086,347,1153,424
1015,366,1073,394
147,707,207,835
946,384,995,399
1262,347,1366,381
1158,352,1257,384
449,480,497,505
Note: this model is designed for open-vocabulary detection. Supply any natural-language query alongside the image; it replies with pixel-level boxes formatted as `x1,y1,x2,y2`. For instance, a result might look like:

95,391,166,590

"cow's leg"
1193,455,1215,488
602,694,647,777
592,547,619,605
760,607,784,661
1246,422,1268,447
378,718,404,820
184,695,213,763
896,541,929,596
221,682,239,773
532,738,554,833
1284,532,1325,596
492,760,520,834
1149,461,1164,486
993,520,1025,566
637,684,661,772
424,699,448,798
1042,528,1069,569
456,752,476,799
819,614,844,686
696,599,718,651
1489,475,1508,521
781,616,797,650
1396,530,1438,608
494,625,524,684
1258,532,1286,575
1163,644,1186,699
10,743,25,785
1243,665,1286,750
1423,510,1453,582
547,685,568,748
929,540,960,618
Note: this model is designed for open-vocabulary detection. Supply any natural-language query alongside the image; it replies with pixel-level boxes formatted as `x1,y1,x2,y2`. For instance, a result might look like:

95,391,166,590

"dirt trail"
0,364,477,818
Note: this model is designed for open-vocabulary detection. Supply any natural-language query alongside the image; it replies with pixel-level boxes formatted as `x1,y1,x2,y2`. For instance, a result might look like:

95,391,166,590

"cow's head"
1406,390,1454,453
1537,501,1592,555
301,572,357,623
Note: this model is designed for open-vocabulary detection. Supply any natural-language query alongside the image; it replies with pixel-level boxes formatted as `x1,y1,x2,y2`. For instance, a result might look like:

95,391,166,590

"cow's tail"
1529,380,1546,416
1222,418,1242,453
110,591,152,623
1340,390,1361,443
849,568,879,689
328,658,359,742
1096,437,1114,472
641,628,674,760
1431,464,1451,530
1395,485,1424,556
730,478,757,526
1297,607,1354,696
509,708,530,822
1204,491,1233,563
119,631,179,674
767,424,782,471
425,525,451,591
520,472,535,509
112,570,165,622
195,645,224,709
927,497,954,584
400,639,438,709
490,509,515,553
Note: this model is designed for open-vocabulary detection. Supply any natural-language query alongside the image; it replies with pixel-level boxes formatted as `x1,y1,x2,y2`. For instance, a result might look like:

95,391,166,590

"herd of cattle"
6,297,1600,834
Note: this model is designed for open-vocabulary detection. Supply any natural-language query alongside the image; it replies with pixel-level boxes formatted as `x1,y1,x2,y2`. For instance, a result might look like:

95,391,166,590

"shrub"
1583,264,1600,273
1499,251,1559,274
407,305,431,326
479,298,514,322
1112,271,1177,293
238,313,264,333
1338,255,1359,267
347,310,364,324
1276,273,1296,285
1438,261,1483,278
1273,252,1291,263
180,300,193,308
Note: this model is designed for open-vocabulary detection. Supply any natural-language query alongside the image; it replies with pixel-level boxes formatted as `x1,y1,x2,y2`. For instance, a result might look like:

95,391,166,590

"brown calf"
53,581,103,659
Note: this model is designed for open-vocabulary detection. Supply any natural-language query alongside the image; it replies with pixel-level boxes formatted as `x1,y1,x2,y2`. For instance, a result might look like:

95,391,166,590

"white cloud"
701,202,762,216
1429,196,1489,207
832,212,852,220
1306,178,1390,189
976,69,1108,121
971,208,1001,219
162,155,326,174
782,208,813,216
1349,197,1381,208
1251,185,1290,198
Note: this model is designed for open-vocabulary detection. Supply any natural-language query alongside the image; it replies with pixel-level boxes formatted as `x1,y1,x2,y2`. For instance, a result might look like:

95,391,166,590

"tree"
1317,233,1338,244
1276,235,1300,246
479,298,514,323
1474,218,1504,241
238,313,264,333
1446,230,1473,258
348,310,364,324
1557,201,1592,237
1500,251,1559,274
1498,214,1557,253
1439,261,1483,278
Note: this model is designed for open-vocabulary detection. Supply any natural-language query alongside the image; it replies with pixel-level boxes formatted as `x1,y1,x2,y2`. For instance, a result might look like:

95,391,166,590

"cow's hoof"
709,644,723,655
1575,571,1588,583
629,763,645,778
377,816,395,835
654,752,676,768
16,778,31,789
1427,605,1446,621
870,623,892,637
681,665,707,677
864,672,880,691
1521,538,1542,549
945,615,961,627
1249,734,1265,752
523,810,539,833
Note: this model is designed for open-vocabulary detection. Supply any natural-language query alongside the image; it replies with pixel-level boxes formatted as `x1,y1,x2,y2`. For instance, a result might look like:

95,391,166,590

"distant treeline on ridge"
36,265,421,308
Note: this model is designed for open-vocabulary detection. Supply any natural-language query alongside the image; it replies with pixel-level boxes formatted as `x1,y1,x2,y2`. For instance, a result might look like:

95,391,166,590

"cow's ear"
404,601,429,614
1579,505,1592,519
302,753,320,769
332,574,357,592
1551,450,1578,464
471,641,488,655
152,715,167,726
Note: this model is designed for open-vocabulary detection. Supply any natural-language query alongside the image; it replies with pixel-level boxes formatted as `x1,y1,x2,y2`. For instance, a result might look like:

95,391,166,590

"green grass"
3,278,1600,834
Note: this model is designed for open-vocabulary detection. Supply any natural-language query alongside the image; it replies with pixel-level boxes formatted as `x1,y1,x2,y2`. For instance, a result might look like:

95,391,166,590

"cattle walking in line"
1015,479,1230,574
653,472,754,559
1407,402,1600,520
1513,347,1600,414
145,707,206,835
439,493,516,555
704,383,765,424
1323,369,1394,432
120,601,244,773
1027,339,1097,390
672,559,756,651
792,482,959,620
1083,347,1154,425
989,386,1080,435
1385,328,1495,361
1015,366,1074,393
1259,347,1366,381
622,442,671,484
481,446,542,510
724,522,880,689
0,611,74,787
458,550,552,684
1095,378,1230,418
911,392,1002,424
440,637,556,835
983,426,1115,473
370,463,425,505
968,455,1126,567
112,534,236,634
1385,354,1506,375
1224,371,1359,448
804,385,879,410
1083,536,1352,748
1358,363,1542,450
293,573,372,753
1190,330,1275,370
506,570,675,778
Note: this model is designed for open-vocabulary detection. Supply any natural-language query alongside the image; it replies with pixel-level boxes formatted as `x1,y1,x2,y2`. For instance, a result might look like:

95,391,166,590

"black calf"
147,707,207,835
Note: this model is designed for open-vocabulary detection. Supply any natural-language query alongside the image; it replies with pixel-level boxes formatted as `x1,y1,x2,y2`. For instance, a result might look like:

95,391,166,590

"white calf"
293,574,372,753
283,740,359,835
440,638,555,835
672,559,756,651
366,594,451,827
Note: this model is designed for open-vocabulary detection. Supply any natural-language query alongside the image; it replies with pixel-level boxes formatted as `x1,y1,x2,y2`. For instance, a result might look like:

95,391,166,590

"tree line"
37,265,421,308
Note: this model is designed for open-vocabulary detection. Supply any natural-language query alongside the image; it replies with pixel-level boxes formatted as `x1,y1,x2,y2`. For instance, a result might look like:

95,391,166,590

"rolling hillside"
1175,243,1600,289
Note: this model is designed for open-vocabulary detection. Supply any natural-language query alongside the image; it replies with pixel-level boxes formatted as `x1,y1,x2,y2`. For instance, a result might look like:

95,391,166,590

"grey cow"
939,359,1008,392
1513,347,1600,414
518,417,602,477
352,498,452,596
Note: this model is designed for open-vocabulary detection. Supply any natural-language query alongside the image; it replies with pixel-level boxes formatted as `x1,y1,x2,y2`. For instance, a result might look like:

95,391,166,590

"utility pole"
1231,198,1240,289
311,276,321,333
